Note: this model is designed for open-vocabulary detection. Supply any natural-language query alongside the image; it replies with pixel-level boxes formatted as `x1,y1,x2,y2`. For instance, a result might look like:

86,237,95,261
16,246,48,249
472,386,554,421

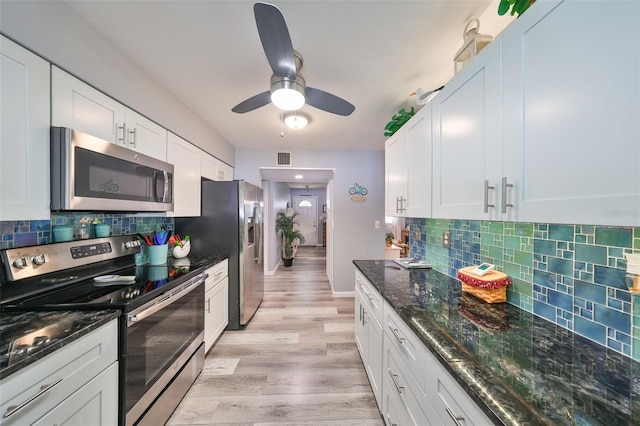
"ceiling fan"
232,2,355,116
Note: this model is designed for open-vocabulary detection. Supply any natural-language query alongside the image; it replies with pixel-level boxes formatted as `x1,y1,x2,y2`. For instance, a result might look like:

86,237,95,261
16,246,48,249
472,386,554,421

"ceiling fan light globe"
284,112,310,129
270,75,306,111
271,88,305,110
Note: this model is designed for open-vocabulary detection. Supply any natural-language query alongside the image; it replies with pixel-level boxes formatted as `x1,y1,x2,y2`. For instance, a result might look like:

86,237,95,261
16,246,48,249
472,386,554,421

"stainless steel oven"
125,274,204,425
0,236,207,426
50,127,173,212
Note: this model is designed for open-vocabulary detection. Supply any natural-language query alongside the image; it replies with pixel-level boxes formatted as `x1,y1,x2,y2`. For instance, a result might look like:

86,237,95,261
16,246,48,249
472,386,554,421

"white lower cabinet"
355,270,383,407
355,266,494,425
0,320,118,426
205,260,229,352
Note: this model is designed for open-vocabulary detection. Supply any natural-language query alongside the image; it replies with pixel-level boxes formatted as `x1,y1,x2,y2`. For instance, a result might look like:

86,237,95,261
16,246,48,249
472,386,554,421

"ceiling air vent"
277,152,291,166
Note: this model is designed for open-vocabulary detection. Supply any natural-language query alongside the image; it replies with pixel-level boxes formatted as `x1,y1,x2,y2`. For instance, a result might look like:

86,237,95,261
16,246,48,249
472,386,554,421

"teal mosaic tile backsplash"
0,213,174,250
408,218,640,361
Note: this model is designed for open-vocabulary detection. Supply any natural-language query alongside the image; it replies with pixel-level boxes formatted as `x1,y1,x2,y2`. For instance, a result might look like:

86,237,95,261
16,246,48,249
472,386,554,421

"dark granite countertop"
0,310,120,380
354,260,640,425
168,254,228,271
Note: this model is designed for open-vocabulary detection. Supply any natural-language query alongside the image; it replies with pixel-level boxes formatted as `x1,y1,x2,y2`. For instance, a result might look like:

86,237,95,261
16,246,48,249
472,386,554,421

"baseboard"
332,290,355,298
265,259,281,275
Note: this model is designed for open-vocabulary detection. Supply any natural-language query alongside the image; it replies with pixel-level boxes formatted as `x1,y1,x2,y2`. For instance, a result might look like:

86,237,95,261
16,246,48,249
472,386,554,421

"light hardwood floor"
167,246,384,425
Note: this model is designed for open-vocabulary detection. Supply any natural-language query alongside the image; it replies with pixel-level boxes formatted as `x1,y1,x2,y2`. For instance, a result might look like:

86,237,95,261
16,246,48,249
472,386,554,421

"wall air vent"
277,152,291,166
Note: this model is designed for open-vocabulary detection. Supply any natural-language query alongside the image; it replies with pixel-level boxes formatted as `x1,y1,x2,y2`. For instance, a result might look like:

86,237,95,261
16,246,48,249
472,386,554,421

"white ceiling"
64,0,502,156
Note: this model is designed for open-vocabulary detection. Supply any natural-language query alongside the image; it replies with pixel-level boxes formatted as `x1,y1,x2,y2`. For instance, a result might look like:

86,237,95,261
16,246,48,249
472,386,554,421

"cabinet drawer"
1,320,118,425
424,347,492,426
355,269,383,325
384,333,441,425
384,303,426,392
205,259,228,291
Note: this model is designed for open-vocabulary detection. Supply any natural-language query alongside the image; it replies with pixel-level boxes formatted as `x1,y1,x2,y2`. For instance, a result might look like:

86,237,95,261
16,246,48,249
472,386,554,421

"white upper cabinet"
385,131,407,216
501,0,640,226
52,67,167,161
201,151,233,181
385,105,432,218
124,109,168,161
0,36,51,220
52,66,126,145
167,132,201,217
432,38,502,220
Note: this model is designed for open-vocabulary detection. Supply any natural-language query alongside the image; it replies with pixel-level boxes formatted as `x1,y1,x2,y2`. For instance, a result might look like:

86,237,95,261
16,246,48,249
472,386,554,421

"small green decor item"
498,0,534,17
384,107,415,137
385,232,394,247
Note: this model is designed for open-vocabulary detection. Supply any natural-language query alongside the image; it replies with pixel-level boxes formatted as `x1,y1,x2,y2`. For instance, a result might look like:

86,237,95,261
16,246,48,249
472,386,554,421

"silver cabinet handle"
389,326,405,344
362,309,367,325
129,127,137,148
359,304,363,323
117,123,126,145
385,413,398,426
445,407,465,426
502,176,514,213
484,180,495,213
398,196,406,213
206,298,211,313
3,378,63,419
387,368,404,394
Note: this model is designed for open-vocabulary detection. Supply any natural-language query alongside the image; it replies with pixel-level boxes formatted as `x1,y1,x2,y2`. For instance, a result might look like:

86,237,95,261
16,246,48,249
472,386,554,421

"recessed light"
295,175,304,179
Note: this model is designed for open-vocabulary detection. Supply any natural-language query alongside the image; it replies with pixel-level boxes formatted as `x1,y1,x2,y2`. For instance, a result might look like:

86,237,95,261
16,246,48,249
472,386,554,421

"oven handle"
127,273,207,327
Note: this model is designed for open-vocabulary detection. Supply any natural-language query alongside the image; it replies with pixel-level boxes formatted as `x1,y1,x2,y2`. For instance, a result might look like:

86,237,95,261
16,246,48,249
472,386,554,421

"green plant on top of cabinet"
52,66,168,161
167,132,202,217
0,36,51,221
385,103,433,218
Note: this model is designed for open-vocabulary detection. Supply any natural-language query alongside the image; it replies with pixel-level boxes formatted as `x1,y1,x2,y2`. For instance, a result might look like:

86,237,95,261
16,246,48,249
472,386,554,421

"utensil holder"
147,244,168,265
53,225,73,242
95,224,111,237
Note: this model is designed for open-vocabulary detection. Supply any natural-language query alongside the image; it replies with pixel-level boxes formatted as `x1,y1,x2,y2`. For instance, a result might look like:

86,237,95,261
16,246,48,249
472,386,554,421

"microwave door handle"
162,171,169,202
152,170,170,202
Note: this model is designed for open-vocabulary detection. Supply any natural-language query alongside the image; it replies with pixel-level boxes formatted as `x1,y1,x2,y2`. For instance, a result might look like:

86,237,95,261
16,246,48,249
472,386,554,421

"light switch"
374,220,380,229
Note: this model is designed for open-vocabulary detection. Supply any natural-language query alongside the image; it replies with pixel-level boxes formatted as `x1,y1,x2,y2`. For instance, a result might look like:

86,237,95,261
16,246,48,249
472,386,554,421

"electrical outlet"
443,232,450,248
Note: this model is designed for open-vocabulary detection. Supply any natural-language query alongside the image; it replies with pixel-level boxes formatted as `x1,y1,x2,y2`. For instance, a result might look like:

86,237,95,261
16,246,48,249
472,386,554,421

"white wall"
0,0,234,165
236,149,385,293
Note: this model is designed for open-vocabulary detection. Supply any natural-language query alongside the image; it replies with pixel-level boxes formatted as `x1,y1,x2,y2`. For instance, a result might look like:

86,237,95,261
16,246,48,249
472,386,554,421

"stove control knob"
32,254,48,265
12,257,31,268
125,240,140,249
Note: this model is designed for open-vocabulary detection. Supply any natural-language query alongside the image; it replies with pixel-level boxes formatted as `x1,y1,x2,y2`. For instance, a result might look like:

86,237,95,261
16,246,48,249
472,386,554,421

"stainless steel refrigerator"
176,180,264,330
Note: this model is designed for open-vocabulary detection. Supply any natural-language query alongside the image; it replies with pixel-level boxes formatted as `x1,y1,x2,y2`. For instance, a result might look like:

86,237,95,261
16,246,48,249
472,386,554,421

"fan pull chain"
280,111,285,137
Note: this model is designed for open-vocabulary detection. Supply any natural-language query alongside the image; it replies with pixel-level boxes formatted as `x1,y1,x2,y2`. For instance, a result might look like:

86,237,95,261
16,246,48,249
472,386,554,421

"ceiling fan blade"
254,2,296,78
232,91,271,113
306,87,355,116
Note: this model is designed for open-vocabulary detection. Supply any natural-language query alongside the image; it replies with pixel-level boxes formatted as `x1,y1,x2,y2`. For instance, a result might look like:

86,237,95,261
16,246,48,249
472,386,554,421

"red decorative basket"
457,266,511,304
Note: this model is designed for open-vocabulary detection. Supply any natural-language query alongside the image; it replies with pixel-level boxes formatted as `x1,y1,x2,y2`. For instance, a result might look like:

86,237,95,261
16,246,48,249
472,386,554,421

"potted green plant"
275,211,306,267
498,0,535,17
385,232,395,247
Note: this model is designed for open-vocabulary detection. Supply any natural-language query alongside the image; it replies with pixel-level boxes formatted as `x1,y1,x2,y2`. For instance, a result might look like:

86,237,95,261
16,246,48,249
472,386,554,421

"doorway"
292,195,318,246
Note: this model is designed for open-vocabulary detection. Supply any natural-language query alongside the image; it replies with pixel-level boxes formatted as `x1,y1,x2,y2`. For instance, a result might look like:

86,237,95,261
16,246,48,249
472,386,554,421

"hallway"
167,246,384,425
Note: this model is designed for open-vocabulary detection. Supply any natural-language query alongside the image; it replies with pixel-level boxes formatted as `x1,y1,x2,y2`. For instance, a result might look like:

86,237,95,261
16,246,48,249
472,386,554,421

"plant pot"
283,258,293,267
386,241,392,248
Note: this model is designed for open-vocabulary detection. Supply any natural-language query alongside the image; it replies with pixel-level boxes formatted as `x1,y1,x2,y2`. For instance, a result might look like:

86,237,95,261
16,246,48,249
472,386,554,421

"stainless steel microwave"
51,127,174,212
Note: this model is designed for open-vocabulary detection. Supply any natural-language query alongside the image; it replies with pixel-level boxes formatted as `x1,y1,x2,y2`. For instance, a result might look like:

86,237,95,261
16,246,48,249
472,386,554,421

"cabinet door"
354,284,368,359
167,132,201,217
502,0,640,226
366,312,383,408
0,36,50,220
51,66,126,144
432,39,502,220
125,109,167,161
201,151,218,180
32,362,118,426
216,161,233,181
205,277,229,353
385,132,407,216
405,105,432,218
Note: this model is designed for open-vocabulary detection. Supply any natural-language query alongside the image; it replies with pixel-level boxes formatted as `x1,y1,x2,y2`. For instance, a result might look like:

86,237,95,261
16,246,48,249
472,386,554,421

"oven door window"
74,147,173,203
125,284,203,413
